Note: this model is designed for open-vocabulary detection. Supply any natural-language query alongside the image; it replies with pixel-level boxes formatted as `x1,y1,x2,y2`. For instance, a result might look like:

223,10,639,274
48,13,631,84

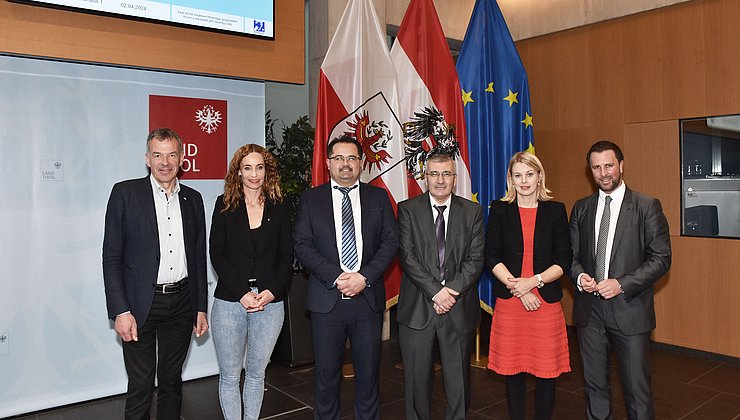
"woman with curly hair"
209,144,292,420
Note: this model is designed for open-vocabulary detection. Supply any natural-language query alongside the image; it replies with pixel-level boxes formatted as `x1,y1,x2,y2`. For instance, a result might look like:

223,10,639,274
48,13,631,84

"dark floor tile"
652,376,719,419
469,368,508,411
650,347,724,384
680,393,740,420
267,407,314,420
266,362,312,389
260,384,311,419
690,362,740,397
180,376,224,420
35,397,125,420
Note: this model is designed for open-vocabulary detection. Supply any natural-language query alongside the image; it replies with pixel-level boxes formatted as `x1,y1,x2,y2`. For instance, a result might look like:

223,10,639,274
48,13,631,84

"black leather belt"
154,277,189,294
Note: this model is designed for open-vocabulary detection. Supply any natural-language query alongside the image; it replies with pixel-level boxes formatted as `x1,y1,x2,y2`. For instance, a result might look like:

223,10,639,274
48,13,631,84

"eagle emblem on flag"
402,106,461,180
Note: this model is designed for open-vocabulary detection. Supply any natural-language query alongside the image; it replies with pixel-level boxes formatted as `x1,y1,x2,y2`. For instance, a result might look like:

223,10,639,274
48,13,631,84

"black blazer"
293,182,399,314
484,199,572,304
209,195,293,303
102,176,208,325
569,187,671,334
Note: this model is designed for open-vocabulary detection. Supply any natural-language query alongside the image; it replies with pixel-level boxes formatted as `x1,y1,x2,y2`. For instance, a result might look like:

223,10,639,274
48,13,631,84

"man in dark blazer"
396,151,485,420
570,140,671,420
103,128,209,420
293,135,399,420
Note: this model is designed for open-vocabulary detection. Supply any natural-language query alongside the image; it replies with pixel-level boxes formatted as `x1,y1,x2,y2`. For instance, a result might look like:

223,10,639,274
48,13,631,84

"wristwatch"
536,274,545,288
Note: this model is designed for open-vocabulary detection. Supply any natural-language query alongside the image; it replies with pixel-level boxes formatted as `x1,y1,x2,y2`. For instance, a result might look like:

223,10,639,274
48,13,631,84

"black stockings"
505,373,556,420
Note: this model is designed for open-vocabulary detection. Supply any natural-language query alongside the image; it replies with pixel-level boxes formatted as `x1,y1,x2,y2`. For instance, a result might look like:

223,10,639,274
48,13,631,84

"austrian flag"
312,0,407,306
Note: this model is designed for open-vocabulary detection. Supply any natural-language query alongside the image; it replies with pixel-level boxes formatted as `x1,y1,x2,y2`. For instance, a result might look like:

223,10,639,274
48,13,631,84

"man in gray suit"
397,151,485,420
570,140,671,420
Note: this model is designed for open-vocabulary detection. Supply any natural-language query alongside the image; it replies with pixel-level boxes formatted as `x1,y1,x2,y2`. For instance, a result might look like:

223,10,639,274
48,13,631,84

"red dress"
487,207,570,378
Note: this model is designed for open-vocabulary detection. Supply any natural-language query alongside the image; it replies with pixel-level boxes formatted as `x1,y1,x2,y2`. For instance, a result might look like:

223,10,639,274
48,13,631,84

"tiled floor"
10,329,740,420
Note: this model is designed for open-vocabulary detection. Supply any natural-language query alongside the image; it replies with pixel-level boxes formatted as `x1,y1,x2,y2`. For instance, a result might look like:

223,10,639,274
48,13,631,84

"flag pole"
470,326,488,369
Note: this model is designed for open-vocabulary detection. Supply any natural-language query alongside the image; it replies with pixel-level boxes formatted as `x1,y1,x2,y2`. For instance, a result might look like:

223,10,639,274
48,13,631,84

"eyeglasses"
426,171,456,178
328,155,361,163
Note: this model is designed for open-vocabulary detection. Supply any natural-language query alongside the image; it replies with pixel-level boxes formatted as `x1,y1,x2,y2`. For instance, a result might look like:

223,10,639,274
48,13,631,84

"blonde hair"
221,144,282,213
501,152,553,203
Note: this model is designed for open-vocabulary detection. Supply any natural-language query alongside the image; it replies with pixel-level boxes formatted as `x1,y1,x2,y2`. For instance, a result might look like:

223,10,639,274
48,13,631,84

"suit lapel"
138,177,159,242
235,199,256,255
253,199,277,256
324,183,339,254
610,188,633,262
586,193,599,260
510,200,524,253
444,195,462,263
178,184,193,258
413,191,440,272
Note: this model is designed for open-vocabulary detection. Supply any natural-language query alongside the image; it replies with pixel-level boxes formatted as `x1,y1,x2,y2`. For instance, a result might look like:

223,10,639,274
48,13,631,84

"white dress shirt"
429,194,452,284
577,181,626,288
330,179,363,273
150,175,188,284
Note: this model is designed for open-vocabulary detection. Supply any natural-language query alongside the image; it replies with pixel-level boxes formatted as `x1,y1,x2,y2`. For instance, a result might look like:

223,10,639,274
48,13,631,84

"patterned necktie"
335,185,358,271
434,205,447,283
595,195,612,281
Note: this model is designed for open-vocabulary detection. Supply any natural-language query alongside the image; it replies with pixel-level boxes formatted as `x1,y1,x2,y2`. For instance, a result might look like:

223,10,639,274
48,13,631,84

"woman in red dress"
485,152,572,420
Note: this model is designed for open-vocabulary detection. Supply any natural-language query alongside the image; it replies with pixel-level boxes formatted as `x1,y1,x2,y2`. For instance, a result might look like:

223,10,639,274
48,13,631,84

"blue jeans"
211,296,285,420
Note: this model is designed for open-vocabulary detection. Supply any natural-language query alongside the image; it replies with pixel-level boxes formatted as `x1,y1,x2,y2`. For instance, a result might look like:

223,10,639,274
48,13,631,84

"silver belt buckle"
161,283,169,293
341,293,351,300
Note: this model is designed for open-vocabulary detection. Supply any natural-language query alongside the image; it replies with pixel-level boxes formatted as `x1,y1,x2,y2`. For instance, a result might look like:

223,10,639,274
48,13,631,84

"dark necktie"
434,205,447,283
335,185,358,271
595,195,612,281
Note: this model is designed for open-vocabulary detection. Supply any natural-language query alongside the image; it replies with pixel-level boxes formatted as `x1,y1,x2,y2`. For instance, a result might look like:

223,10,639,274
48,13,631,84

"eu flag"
456,0,534,313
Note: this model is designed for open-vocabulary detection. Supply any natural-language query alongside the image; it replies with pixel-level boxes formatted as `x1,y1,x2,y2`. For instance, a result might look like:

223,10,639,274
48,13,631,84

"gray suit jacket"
569,187,672,335
397,192,485,334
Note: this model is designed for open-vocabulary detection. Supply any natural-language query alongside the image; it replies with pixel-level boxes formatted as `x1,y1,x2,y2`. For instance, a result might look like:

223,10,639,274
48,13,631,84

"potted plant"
265,111,315,367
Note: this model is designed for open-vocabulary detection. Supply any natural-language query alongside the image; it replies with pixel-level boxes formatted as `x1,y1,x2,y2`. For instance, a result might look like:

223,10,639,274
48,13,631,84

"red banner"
149,95,227,180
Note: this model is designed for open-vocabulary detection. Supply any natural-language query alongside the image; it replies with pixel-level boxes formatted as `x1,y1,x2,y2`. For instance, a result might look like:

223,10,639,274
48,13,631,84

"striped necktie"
595,195,612,281
335,185,358,271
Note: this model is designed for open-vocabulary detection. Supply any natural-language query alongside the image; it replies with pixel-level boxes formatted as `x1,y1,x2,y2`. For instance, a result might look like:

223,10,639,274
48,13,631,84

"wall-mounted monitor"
10,0,274,39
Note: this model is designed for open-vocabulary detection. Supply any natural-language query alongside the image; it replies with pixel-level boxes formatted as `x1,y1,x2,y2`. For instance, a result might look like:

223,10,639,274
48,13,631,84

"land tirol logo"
149,95,227,180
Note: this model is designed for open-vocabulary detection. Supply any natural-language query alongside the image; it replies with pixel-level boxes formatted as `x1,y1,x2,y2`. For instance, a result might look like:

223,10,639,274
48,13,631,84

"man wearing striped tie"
294,135,399,420
570,141,672,420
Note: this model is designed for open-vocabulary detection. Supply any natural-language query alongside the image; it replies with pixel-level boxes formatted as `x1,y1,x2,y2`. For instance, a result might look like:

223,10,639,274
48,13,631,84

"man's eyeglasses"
328,155,361,163
426,171,456,179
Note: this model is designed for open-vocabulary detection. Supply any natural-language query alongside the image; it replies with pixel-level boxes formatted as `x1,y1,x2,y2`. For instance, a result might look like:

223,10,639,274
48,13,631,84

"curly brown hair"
221,144,282,213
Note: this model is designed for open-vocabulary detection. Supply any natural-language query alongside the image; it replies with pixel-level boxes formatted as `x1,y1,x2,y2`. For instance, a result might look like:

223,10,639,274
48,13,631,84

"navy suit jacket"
293,182,399,313
102,176,208,325
484,199,572,303
569,187,672,335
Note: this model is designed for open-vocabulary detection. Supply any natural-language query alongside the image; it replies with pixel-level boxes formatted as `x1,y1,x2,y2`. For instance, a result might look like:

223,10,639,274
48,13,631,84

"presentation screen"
11,0,275,38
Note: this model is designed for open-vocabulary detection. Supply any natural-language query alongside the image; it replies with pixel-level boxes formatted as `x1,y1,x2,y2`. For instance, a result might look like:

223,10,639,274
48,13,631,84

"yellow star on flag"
526,142,536,155
461,89,474,107
472,192,479,203
485,82,494,93
503,89,519,106
521,112,533,129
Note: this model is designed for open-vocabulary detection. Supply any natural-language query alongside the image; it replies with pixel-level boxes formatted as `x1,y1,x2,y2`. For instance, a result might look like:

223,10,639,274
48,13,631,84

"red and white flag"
390,0,472,199
312,0,407,306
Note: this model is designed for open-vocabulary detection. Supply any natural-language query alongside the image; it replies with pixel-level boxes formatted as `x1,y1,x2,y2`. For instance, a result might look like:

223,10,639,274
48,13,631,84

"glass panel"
680,115,740,238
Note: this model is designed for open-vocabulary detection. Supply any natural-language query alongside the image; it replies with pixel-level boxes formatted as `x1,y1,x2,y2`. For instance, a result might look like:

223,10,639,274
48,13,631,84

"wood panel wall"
517,0,740,357
0,0,304,84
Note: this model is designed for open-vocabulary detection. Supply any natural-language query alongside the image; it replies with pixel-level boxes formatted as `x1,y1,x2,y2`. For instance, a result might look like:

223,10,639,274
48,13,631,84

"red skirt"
488,288,571,378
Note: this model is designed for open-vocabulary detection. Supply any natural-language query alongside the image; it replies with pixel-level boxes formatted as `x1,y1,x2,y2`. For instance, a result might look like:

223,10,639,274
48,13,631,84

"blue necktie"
335,185,358,271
